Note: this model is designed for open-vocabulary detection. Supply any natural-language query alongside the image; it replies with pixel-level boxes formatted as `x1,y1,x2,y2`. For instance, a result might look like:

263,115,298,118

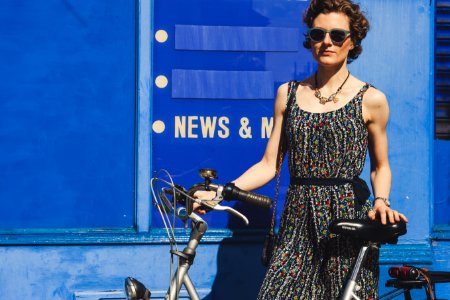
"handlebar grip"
222,183,272,209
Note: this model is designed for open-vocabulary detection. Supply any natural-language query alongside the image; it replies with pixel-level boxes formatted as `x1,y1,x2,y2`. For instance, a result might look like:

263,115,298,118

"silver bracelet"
374,196,390,207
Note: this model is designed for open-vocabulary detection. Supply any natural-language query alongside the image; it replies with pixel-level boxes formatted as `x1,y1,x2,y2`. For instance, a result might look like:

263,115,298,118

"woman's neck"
315,63,350,91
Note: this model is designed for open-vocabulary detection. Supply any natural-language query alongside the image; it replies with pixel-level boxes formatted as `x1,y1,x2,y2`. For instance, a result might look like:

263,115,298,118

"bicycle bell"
199,168,218,184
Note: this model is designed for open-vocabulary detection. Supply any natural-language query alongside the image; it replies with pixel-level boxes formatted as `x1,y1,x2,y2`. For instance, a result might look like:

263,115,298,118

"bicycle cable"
150,170,202,299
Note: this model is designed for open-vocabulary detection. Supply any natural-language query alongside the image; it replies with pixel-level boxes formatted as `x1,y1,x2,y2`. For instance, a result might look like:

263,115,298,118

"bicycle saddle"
329,219,407,244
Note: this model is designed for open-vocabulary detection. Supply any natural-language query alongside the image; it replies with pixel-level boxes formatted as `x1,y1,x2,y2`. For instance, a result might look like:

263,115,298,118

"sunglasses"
307,27,351,44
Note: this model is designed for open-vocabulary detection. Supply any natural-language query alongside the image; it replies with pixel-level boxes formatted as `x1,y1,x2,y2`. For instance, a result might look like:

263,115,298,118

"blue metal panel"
434,140,450,227
434,0,450,229
152,0,312,230
171,69,274,99
175,25,301,51
0,0,136,229
153,0,436,245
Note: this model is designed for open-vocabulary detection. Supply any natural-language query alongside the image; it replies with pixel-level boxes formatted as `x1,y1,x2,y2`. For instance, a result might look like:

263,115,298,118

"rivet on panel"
155,30,168,43
155,75,168,88
152,120,166,133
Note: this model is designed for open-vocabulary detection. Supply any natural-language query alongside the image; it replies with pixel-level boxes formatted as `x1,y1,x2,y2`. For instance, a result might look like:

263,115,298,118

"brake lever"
213,204,249,225
198,199,221,211
197,185,225,211
194,185,249,225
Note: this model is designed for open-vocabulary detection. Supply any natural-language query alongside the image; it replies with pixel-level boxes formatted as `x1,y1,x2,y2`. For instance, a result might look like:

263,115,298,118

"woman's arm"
193,82,289,211
363,88,408,224
232,82,289,190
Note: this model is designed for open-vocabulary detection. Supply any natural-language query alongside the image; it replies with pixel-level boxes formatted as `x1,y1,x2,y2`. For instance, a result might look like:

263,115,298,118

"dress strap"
277,81,298,162
358,83,373,98
286,80,300,112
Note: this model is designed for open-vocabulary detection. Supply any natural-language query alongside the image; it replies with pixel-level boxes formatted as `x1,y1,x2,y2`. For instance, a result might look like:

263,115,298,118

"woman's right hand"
192,190,216,215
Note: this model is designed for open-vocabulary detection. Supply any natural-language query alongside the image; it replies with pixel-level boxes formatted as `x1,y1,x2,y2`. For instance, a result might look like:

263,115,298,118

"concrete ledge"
0,229,433,264
74,288,211,299
0,228,263,245
379,243,433,264
432,225,450,240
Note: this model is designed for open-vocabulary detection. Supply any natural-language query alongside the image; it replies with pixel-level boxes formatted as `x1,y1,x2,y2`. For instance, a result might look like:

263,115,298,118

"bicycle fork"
167,216,208,300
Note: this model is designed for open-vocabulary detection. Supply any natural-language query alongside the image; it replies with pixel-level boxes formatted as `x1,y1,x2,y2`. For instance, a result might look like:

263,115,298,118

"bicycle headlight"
124,277,150,300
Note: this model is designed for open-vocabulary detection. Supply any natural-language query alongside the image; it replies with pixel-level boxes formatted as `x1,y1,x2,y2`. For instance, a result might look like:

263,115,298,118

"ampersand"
239,117,252,139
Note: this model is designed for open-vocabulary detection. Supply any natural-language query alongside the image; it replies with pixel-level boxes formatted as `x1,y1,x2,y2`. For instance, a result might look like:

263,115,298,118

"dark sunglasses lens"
309,29,325,42
330,30,347,43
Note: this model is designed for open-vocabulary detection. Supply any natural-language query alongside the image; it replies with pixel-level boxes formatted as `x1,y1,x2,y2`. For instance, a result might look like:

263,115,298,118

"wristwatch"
374,196,390,207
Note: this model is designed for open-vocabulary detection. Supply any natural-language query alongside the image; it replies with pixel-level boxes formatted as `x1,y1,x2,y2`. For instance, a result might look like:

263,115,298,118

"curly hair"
303,0,370,63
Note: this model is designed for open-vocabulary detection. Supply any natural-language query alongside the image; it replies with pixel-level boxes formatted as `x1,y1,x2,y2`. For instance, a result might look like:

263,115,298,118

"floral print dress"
258,81,378,300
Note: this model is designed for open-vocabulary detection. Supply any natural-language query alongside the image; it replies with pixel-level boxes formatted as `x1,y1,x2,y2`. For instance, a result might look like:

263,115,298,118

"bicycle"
124,169,272,300
124,168,450,300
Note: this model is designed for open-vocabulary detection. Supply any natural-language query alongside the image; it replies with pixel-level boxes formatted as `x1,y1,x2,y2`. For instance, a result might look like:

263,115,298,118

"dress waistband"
290,176,371,210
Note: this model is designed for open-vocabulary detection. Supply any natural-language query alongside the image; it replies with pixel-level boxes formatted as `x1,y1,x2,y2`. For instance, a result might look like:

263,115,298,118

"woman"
198,0,408,298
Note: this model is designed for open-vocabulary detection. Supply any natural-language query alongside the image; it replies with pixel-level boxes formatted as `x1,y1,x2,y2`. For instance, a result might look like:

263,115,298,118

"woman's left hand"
367,201,409,224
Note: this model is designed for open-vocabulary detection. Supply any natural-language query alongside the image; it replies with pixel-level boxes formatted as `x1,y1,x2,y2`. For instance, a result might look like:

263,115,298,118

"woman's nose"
323,32,333,45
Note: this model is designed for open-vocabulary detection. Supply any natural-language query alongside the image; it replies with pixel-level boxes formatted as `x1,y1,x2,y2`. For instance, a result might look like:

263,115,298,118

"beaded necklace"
314,71,350,105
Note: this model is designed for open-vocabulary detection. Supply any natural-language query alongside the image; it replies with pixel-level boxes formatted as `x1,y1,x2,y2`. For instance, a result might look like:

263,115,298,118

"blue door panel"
152,0,312,229
0,0,136,229
435,0,450,226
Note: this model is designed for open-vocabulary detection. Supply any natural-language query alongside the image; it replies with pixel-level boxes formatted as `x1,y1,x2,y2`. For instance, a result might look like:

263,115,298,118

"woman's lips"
321,50,335,55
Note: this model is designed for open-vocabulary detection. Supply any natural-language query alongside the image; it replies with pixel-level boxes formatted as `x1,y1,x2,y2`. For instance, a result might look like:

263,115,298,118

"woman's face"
310,12,354,67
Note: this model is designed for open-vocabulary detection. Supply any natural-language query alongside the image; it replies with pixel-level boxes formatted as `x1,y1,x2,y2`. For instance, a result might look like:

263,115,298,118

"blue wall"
0,0,449,299
0,0,136,230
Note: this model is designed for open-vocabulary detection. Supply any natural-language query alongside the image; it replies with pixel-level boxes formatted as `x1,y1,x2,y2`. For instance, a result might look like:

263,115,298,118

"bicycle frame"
341,243,375,300
164,213,207,300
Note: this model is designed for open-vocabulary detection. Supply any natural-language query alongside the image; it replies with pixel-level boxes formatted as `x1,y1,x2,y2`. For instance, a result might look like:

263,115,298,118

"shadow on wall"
203,202,272,300
179,1,300,297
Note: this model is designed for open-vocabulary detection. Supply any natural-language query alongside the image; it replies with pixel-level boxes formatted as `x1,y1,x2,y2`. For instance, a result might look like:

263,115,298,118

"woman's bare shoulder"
364,85,388,109
277,82,290,94
273,82,290,113
362,85,389,123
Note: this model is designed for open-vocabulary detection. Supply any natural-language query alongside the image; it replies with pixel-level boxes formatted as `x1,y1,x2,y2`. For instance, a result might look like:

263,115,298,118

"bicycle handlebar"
153,169,272,225
185,182,271,225
222,183,272,209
